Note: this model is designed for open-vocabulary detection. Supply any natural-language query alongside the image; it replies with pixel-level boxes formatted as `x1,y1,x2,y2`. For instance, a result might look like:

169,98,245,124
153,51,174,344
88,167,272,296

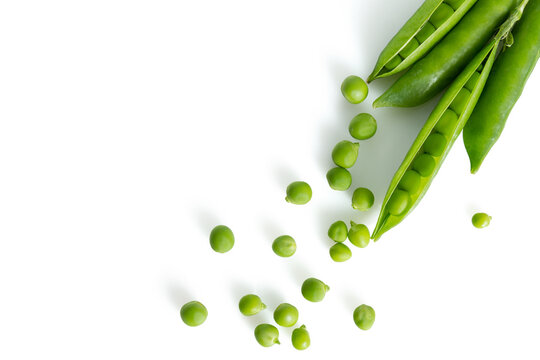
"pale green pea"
423,133,447,157
272,235,296,257
348,222,370,248
332,140,359,168
328,220,348,242
341,75,369,104
434,110,459,135
326,167,352,191
301,277,329,302
399,38,420,58
254,324,280,347
209,225,235,253
180,301,208,327
349,113,377,140
384,55,402,71
398,170,422,194
329,243,352,262
353,304,376,330
449,87,471,115
429,3,454,28
412,154,436,177
472,212,491,228
273,303,299,327
352,187,374,211
239,294,266,316
286,181,312,205
291,325,310,350
387,189,410,216
415,22,436,43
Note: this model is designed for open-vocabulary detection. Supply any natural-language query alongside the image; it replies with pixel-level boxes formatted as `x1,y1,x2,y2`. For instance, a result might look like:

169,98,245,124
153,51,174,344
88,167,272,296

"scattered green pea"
254,324,280,347
349,113,377,140
301,277,330,302
271,235,296,257
348,222,370,248
285,181,312,205
341,75,369,104
209,225,235,253
352,187,374,211
332,140,359,168
180,301,208,327
291,325,310,350
472,212,491,228
238,294,266,316
329,243,352,262
273,303,299,327
328,220,348,242
326,167,352,191
353,304,375,330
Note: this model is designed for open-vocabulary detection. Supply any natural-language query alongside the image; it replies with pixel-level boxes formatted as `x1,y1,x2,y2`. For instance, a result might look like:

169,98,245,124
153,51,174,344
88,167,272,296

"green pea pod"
368,0,478,82
373,0,519,108
463,0,540,174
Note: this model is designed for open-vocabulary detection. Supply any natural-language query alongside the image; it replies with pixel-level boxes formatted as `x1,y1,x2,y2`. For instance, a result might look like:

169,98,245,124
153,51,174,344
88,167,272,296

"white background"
1,0,539,359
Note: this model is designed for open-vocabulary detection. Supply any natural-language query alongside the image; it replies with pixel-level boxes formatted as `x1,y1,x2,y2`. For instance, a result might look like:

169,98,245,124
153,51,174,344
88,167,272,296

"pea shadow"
258,218,286,245
193,209,220,238
166,282,193,311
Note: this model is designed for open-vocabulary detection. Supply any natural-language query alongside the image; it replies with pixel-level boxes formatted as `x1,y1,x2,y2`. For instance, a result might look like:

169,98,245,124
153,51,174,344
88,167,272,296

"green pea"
329,243,352,262
464,71,481,91
412,154,436,177
285,181,312,205
387,189,410,216
398,170,422,195
429,3,454,28
349,113,377,140
341,75,369,104
328,220,348,243
239,294,266,316
180,301,208,327
352,187,374,211
384,55,402,71
423,133,447,157
326,167,352,191
348,222,370,248
273,303,299,327
449,87,471,115
291,325,310,350
445,0,466,10
271,235,296,257
434,109,458,135
332,140,359,168
301,277,330,302
254,324,280,347
415,22,436,43
353,304,376,330
399,38,420,59
209,225,235,253
472,212,491,228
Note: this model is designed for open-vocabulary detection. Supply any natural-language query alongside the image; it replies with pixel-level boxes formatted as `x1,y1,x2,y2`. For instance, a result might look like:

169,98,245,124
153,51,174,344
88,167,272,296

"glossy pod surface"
464,0,540,173
372,37,502,240
369,0,478,81
374,0,519,108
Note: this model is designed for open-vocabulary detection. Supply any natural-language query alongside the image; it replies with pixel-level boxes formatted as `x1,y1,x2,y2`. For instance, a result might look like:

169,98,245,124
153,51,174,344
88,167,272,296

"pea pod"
368,0,478,82
373,0,519,108
371,3,527,240
463,0,540,173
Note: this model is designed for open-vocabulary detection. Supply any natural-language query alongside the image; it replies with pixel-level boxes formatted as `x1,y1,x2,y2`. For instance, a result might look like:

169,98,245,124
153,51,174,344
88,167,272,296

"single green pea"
472,212,491,229
273,303,299,327
291,325,310,350
399,38,420,59
272,235,296,257
326,167,352,191
328,220,348,242
352,187,374,211
398,170,422,195
412,154,436,177
465,71,481,91
353,304,375,330
387,189,410,216
429,3,454,28
209,225,235,253
384,55,402,71
434,109,459,135
423,133,447,157
449,88,471,115
301,277,330,302
341,75,369,104
329,243,352,262
348,221,370,248
415,22,436,43
180,301,208,327
285,181,312,205
349,113,377,140
445,0,466,9
332,140,360,169
254,324,280,347
238,294,266,316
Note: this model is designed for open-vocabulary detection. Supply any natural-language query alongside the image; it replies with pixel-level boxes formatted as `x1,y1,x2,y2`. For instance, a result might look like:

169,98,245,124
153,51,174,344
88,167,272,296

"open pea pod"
371,39,501,240
368,0,478,82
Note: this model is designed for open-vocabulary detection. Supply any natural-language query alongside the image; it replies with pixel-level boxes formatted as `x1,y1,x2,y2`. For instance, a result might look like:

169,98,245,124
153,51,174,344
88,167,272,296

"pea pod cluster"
368,0,478,82
463,0,540,173
371,3,528,240
372,0,520,108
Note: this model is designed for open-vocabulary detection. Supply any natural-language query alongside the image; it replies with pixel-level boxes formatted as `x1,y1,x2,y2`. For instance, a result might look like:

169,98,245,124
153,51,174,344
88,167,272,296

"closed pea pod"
368,0,479,81
374,0,520,108
464,0,540,173
371,7,526,240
